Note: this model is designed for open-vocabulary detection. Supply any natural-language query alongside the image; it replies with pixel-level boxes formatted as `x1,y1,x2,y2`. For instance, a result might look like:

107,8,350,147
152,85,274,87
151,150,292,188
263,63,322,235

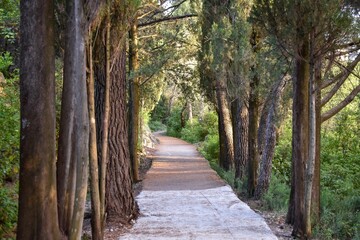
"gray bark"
255,75,287,199
57,0,89,238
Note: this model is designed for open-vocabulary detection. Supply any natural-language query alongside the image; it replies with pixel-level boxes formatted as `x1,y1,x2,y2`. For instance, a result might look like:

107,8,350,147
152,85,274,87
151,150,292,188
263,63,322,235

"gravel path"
119,134,278,240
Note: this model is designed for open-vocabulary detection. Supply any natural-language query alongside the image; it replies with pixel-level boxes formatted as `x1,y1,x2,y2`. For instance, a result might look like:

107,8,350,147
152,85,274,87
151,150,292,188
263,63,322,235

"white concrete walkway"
118,135,277,240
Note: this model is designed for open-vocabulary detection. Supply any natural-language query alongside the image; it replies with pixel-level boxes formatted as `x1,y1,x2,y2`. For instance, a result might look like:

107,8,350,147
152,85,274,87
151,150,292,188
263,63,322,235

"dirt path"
119,134,278,240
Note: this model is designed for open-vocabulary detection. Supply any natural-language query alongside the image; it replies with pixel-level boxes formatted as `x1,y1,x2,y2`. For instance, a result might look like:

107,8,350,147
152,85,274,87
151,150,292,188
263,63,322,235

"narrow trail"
119,134,277,240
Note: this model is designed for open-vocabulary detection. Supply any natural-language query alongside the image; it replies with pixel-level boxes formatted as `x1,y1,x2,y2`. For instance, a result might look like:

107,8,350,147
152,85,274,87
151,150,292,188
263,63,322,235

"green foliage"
262,174,290,212
0,181,18,239
148,120,166,132
150,95,169,124
0,52,13,77
199,133,219,161
181,111,218,144
0,74,19,181
314,188,360,239
166,107,182,138
0,0,19,43
0,68,19,239
272,118,292,183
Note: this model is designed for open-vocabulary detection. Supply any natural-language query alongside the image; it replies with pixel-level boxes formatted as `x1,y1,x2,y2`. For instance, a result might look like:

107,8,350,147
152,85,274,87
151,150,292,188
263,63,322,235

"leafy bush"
0,74,19,181
0,52,13,77
148,120,166,132
314,188,360,239
272,118,292,183
199,133,219,161
262,174,290,212
0,181,18,239
166,107,182,137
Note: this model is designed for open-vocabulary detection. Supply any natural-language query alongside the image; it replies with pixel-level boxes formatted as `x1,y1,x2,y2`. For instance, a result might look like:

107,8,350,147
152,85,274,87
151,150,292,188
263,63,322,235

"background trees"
0,0,358,239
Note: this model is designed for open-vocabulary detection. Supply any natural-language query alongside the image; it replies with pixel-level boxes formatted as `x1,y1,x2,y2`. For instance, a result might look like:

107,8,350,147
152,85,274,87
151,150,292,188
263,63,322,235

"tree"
200,0,234,170
19,0,103,238
17,0,61,238
255,74,288,199
93,0,139,222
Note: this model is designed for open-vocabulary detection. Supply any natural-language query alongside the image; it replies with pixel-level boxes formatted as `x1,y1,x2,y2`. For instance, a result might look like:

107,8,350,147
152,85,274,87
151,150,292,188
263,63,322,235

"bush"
262,174,290,212
166,107,182,137
0,74,19,181
314,188,360,239
0,181,18,239
148,120,166,132
199,133,219,161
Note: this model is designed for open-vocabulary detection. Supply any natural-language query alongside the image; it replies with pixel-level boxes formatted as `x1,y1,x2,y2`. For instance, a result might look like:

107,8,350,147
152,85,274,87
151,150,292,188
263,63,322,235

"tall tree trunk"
312,59,322,222
247,27,261,197
305,29,316,237
128,17,140,182
247,73,260,197
232,98,248,180
287,37,310,238
100,6,111,227
87,27,102,240
188,101,193,124
255,76,287,199
105,45,138,221
18,0,62,238
216,78,234,171
57,0,89,238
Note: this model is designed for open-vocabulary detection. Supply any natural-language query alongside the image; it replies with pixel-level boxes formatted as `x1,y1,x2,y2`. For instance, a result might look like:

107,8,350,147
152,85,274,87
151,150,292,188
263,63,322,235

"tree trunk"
255,76,287,199
305,30,316,237
312,59,322,222
216,79,234,171
188,101,193,124
57,0,89,238
288,38,310,238
18,0,62,238
247,73,260,197
232,98,248,180
105,45,138,221
86,27,102,240
128,17,140,182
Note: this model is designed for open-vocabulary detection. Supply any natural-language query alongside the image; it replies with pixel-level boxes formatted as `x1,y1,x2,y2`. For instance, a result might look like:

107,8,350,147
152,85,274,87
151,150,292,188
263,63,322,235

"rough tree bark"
247,27,261,197
105,45,138,221
17,0,62,238
247,72,260,196
255,75,287,199
232,98,248,180
286,37,310,238
128,16,140,182
216,78,234,171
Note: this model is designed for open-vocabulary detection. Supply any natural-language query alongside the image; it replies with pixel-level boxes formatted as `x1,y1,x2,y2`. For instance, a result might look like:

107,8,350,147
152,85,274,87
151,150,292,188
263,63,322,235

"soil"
245,200,294,239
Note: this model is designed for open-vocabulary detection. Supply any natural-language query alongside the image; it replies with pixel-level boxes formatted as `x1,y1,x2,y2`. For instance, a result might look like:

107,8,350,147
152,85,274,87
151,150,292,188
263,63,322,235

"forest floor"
102,134,280,240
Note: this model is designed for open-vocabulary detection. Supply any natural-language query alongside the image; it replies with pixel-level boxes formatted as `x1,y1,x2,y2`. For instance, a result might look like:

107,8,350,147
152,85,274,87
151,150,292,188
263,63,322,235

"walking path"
119,134,277,240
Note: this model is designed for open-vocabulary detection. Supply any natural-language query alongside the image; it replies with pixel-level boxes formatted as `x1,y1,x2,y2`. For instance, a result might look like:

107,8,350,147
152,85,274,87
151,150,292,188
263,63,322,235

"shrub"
166,107,182,137
0,181,18,239
199,133,219,161
262,174,290,212
314,188,360,239
148,120,166,132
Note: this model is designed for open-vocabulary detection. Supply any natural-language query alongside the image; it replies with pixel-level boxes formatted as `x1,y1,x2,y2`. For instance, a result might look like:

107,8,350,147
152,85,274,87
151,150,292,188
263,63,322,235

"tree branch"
321,53,360,90
138,14,197,28
321,84,360,122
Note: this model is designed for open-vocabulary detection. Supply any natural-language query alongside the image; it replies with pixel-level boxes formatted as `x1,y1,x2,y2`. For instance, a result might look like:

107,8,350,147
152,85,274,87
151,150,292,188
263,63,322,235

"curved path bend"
119,134,277,240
